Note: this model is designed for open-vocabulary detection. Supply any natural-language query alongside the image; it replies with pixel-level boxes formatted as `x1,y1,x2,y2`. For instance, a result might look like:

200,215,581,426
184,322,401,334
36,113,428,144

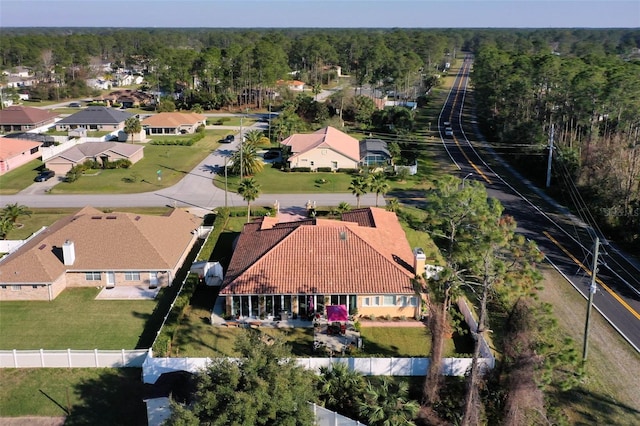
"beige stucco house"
281,126,360,171
45,142,144,175
220,207,432,320
0,207,202,301
141,112,207,135
55,106,133,132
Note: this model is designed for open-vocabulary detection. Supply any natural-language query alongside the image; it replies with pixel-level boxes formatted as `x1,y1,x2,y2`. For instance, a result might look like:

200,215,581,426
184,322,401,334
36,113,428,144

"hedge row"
196,208,230,262
149,132,205,146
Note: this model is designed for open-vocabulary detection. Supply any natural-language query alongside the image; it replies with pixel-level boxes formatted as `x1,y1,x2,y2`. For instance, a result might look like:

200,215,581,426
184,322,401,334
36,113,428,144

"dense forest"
1,27,638,247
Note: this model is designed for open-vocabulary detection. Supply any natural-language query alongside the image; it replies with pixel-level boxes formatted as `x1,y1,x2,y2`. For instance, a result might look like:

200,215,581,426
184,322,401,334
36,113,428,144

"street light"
462,172,473,187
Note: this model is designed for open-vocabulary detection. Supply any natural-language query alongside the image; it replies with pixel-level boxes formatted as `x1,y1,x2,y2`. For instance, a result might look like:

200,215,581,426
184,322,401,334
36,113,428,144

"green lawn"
0,368,147,423
0,288,157,350
0,158,45,194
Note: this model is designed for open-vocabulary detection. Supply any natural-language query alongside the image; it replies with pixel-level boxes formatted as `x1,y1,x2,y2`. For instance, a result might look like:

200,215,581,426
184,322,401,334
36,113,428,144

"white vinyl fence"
0,349,148,368
310,403,365,426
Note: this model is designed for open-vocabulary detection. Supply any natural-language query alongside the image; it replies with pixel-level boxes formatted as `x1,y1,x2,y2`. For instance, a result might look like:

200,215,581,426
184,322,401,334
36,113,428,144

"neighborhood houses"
0,206,201,301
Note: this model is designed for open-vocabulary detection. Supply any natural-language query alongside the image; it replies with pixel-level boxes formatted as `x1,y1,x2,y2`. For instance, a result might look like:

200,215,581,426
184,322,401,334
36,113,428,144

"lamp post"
462,172,473,188
239,116,243,180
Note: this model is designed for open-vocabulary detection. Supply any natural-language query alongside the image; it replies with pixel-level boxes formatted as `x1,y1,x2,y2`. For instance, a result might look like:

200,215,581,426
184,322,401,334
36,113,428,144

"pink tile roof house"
281,126,361,171
0,137,42,175
0,207,202,301
141,112,207,135
0,106,58,132
219,207,424,320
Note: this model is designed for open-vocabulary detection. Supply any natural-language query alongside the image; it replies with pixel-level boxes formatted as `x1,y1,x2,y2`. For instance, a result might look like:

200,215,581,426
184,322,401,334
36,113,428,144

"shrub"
316,167,332,172
291,167,312,172
337,168,359,174
384,314,392,321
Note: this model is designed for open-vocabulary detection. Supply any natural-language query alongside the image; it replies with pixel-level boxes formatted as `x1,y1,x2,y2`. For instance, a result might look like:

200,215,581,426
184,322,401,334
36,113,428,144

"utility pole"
582,237,600,366
224,157,228,208
546,124,554,188
239,116,243,180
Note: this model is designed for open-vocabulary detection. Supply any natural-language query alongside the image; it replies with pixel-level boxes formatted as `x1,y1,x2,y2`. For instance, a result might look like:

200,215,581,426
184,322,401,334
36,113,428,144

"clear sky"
1,0,638,28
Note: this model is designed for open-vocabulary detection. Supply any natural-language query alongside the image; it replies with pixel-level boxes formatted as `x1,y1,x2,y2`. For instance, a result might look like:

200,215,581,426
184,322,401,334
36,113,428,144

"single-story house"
281,126,360,171
276,79,305,91
45,141,144,174
0,206,202,301
0,137,42,175
360,138,392,167
0,106,58,133
141,112,207,135
55,106,133,132
220,207,429,320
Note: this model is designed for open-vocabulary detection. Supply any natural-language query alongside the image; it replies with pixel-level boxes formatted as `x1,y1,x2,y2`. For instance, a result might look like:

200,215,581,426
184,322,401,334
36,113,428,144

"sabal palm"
2,203,32,224
318,363,365,418
237,177,261,223
229,143,263,177
349,175,369,208
358,378,419,426
370,173,390,207
243,129,263,146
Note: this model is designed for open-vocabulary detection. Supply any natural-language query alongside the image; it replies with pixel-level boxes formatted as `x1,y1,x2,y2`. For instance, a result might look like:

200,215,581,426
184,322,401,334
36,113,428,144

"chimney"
413,248,426,276
62,240,76,265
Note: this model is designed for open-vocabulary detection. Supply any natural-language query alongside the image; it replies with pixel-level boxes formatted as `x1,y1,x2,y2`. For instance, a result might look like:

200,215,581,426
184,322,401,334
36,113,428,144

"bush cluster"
316,167,332,172
149,132,204,146
209,117,231,125
290,167,312,172
65,158,131,182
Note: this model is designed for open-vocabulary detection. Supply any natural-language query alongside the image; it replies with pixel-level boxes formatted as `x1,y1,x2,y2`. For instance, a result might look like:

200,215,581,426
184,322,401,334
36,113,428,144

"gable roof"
220,207,415,296
47,142,143,163
0,207,201,284
56,106,133,125
0,106,58,125
280,126,360,162
141,112,206,127
0,137,41,160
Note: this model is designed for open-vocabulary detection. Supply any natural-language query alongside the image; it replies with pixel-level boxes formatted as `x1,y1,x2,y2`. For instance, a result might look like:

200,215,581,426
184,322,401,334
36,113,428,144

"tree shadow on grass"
552,386,640,426
65,368,147,426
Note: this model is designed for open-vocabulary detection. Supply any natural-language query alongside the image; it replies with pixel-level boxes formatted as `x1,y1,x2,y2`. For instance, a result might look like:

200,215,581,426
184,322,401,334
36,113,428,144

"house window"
11,285,21,291
331,161,338,169
372,296,380,306
409,297,418,307
85,272,101,281
383,295,396,306
124,272,140,281
362,297,370,306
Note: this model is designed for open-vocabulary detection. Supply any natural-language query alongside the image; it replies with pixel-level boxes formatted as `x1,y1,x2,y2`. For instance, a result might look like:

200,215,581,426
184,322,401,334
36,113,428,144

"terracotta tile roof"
280,126,360,163
141,112,206,127
0,207,201,284
220,207,415,296
0,137,41,160
0,106,58,125
48,142,143,163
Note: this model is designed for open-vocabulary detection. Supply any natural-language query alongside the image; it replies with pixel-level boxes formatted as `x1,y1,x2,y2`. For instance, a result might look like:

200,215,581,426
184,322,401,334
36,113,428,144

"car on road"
443,121,451,127
35,170,55,182
68,102,81,107
222,134,235,143
445,127,453,137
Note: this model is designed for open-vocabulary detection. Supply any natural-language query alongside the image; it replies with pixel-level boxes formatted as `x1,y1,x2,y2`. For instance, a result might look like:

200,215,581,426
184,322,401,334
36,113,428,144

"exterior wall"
0,146,41,175
289,148,359,170
65,271,169,288
0,275,65,301
357,293,420,319
55,123,124,132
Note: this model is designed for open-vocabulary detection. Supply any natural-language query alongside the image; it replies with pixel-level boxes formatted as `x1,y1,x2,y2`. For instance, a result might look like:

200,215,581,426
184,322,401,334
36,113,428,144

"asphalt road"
440,57,640,353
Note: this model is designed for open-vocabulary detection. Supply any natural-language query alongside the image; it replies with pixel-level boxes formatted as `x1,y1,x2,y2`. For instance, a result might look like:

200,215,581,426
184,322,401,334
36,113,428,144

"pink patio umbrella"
326,304,348,322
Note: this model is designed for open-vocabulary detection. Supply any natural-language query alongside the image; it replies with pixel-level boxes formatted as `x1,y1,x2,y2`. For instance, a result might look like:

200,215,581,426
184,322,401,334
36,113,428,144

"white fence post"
94,349,99,367
68,349,72,367
13,349,18,368
40,349,45,367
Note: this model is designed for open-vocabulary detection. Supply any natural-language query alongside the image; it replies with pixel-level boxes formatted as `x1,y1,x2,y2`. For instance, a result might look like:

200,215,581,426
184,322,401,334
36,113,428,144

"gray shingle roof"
57,106,133,125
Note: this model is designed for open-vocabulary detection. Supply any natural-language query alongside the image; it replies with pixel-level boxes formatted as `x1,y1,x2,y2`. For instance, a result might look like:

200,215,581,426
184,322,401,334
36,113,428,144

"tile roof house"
0,106,58,133
0,207,202,301
281,126,361,171
219,207,424,320
44,142,145,174
0,137,42,175
276,79,305,91
141,112,207,135
55,106,133,132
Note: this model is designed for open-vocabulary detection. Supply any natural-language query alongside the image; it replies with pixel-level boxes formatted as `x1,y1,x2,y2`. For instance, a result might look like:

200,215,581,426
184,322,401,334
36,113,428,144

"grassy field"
0,159,46,194
0,288,157,350
0,368,147,423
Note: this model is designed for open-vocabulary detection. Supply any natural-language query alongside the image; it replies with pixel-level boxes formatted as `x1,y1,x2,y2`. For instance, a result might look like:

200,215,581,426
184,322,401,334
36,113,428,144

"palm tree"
358,377,419,426
229,143,263,177
0,217,14,240
349,175,370,208
370,173,390,207
317,363,366,419
243,129,264,147
2,203,32,226
237,177,261,223
334,201,351,215
124,117,142,143
386,198,400,213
